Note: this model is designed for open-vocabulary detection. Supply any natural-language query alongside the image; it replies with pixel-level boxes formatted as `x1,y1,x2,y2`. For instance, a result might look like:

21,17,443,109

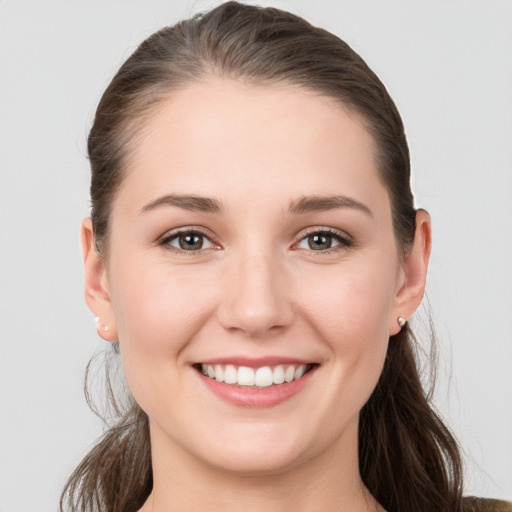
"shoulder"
463,497,512,512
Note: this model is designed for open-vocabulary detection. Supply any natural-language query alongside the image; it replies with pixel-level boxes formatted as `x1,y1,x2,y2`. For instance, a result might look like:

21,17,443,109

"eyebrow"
141,194,223,214
140,193,372,217
289,195,373,217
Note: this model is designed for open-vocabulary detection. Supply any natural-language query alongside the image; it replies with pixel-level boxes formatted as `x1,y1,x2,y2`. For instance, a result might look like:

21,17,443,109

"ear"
389,209,432,335
81,218,118,341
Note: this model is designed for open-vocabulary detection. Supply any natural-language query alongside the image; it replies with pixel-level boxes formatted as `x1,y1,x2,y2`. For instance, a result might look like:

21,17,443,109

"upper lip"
194,356,316,368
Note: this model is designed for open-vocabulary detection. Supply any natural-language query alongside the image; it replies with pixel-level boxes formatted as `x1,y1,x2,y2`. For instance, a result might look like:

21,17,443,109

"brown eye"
166,231,213,251
307,233,333,251
296,230,349,252
179,233,203,250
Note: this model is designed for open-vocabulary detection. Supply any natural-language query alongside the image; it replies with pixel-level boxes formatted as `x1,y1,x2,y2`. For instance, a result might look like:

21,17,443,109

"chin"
201,445,308,477
185,422,317,476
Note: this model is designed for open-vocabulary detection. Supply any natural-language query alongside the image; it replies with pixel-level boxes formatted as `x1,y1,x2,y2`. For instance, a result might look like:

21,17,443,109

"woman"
60,2,511,512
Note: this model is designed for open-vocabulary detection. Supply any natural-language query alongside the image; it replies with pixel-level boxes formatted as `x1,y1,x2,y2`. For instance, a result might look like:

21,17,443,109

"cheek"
107,257,219,397
298,260,395,343
297,260,394,394
111,257,215,343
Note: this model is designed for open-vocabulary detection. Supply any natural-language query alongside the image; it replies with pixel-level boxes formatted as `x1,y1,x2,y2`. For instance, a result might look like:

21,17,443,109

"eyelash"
158,228,219,255
294,227,353,255
158,227,353,255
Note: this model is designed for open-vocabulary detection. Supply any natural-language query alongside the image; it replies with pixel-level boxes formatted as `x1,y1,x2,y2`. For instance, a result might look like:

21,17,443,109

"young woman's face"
87,79,423,475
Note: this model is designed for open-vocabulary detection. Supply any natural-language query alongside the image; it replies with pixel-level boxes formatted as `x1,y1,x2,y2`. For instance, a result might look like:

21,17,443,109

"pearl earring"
95,316,110,332
397,317,407,328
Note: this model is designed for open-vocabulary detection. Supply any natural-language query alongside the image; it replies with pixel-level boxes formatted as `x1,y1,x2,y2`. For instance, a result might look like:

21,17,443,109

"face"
84,79,428,476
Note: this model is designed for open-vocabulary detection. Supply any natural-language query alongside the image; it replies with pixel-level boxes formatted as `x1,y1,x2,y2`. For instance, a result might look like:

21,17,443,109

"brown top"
464,497,512,512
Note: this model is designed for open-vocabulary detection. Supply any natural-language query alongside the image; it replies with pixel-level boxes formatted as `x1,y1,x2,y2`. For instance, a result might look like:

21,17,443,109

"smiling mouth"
194,363,316,388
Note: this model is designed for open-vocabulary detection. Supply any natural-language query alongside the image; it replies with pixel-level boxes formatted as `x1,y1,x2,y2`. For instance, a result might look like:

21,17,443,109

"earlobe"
81,219,118,341
390,209,432,335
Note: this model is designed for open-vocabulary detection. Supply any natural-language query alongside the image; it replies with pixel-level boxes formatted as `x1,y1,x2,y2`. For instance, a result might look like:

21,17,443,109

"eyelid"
157,225,352,254
293,226,353,252
158,226,221,253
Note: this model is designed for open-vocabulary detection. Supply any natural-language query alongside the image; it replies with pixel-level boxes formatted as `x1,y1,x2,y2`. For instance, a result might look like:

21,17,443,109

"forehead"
117,78,387,212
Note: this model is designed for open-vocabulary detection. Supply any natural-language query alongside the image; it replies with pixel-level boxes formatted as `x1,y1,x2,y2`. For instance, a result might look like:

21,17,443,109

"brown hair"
62,2,464,511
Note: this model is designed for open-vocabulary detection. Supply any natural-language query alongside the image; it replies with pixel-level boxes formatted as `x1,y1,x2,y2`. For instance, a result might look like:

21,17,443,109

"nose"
217,250,294,338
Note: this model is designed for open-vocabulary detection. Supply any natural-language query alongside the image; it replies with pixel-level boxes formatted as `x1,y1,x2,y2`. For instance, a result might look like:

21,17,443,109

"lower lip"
196,367,317,408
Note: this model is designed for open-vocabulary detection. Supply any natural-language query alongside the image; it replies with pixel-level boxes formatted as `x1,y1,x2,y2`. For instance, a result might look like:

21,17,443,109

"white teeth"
273,365,285,384
199,363,312,387
294,365,306,380
224,364,237,384
255,367,273,387
237,366,255,386
214,364,224,382
284,365,295,383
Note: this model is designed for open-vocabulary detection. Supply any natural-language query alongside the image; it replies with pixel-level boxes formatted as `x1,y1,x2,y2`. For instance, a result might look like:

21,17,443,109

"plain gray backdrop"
0,1,511,510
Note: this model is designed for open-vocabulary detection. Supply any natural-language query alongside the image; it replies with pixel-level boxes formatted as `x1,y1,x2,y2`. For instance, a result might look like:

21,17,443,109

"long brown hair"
62,2,464,511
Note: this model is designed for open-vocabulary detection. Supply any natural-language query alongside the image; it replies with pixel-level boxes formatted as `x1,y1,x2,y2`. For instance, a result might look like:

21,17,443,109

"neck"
140,419,384,512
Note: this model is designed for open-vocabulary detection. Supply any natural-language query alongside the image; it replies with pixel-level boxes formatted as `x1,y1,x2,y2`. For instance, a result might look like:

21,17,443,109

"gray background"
0,1,511,510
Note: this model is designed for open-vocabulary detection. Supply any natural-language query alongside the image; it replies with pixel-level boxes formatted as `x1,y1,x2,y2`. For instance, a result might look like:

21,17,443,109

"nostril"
216,263,294,337
217,302,293,338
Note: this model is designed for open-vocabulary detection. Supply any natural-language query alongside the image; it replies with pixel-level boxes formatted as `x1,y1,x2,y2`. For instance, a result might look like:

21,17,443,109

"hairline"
95,74,396,257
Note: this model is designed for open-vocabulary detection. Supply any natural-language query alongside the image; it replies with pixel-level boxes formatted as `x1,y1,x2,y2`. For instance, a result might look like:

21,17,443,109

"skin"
82,79,431,512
